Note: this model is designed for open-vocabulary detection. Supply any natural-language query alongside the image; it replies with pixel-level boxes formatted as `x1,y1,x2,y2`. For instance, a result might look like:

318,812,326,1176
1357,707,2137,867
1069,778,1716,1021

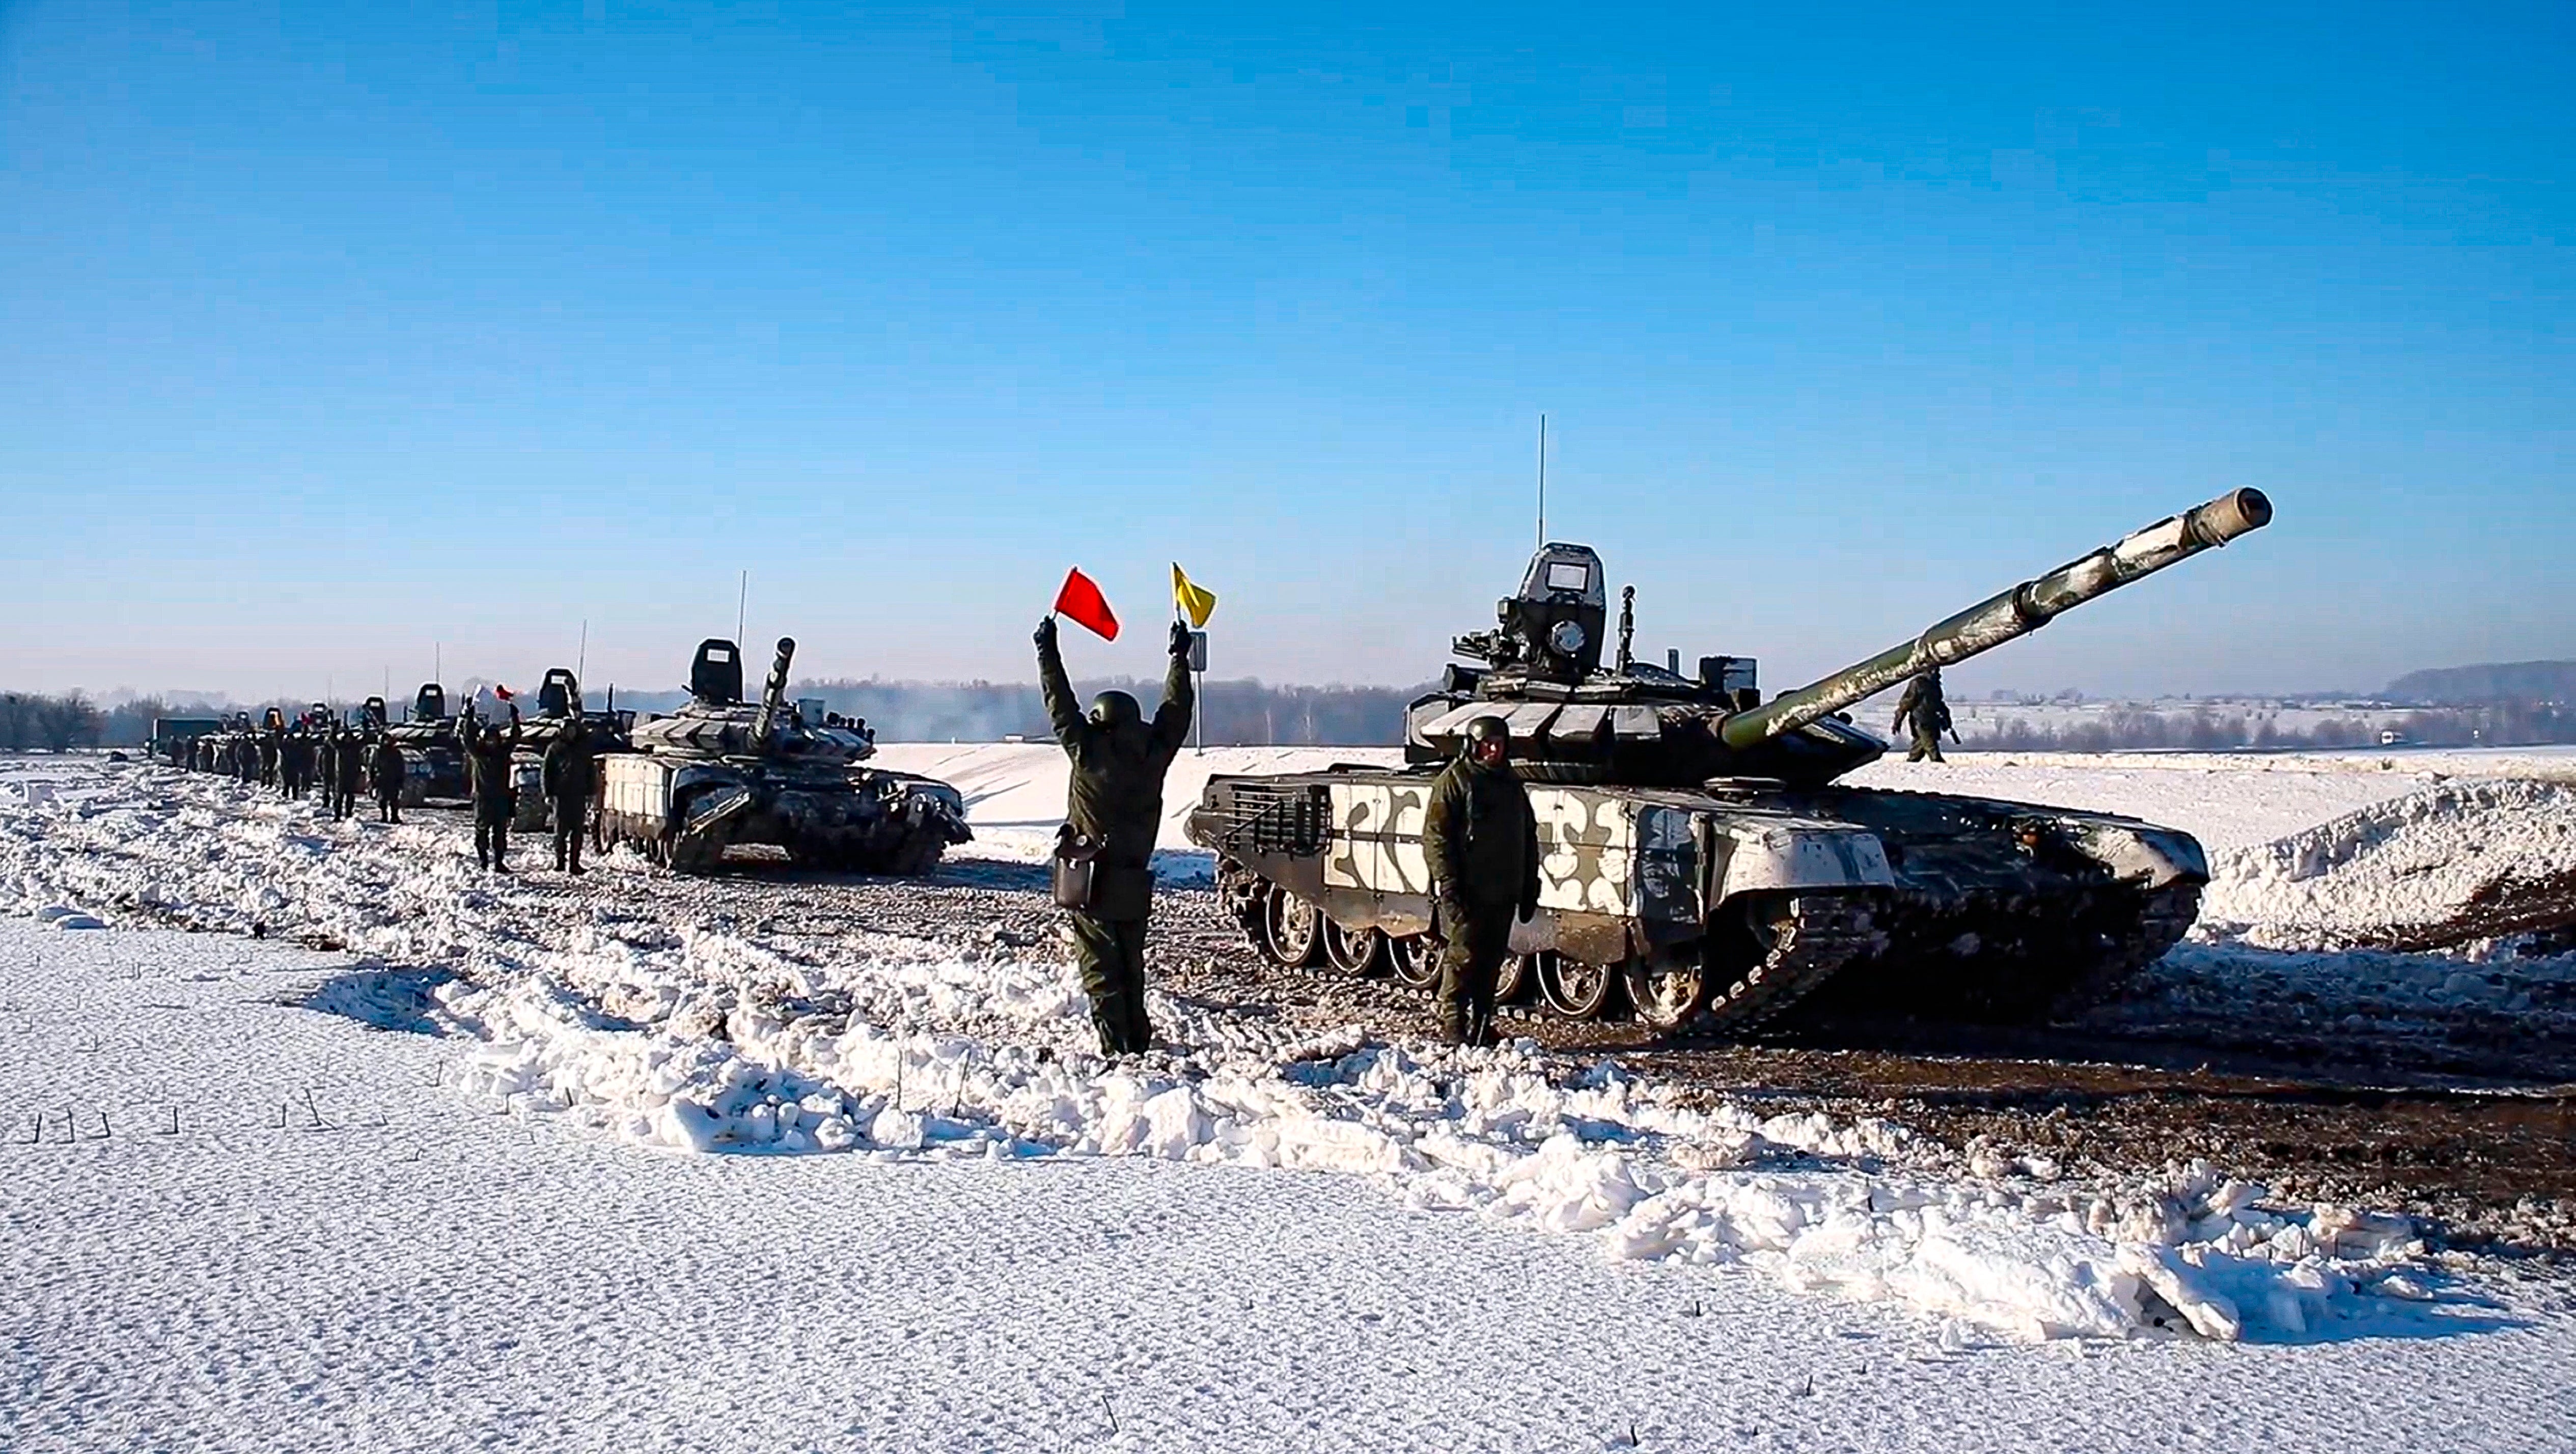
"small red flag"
1053,567,1120,641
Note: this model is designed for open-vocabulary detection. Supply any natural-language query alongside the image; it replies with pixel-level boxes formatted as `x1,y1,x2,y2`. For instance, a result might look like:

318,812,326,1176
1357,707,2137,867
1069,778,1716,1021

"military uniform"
541,725,595,873
463,718,521,870
1421,724,1540,1048
371,739,406,823
1892,671,1953,764
332,731,365,819
1037,617,1194,1055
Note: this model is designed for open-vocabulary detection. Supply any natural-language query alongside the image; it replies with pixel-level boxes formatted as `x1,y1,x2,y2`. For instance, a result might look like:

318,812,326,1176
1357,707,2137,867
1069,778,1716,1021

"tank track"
1703,894,1888,1036
2039,881,2202,1021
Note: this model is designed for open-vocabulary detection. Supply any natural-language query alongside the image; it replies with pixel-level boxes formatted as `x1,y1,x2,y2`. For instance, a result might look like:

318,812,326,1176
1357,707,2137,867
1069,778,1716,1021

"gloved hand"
1169,620,1193,658
1035,615,1059,650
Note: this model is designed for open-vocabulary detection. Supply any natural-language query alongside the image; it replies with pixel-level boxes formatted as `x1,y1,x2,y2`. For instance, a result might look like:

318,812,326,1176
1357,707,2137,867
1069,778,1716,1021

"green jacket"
542,730,595,799
1037,634,1193,874
462,719,519,804
1422,753,1541,913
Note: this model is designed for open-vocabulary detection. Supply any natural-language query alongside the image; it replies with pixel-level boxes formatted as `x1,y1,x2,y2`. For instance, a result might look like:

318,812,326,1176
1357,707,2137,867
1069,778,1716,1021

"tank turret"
1406,489,2274,786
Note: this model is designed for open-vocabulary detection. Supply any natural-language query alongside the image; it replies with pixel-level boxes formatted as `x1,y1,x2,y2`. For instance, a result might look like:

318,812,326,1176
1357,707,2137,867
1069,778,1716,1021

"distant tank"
381,684,466,804
596,636,970,874
1187,490,2274,1033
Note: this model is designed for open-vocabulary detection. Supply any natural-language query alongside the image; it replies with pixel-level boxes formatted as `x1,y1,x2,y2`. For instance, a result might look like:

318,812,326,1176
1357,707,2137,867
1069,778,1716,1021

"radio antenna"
736,571,749,646
1536,413,1547,547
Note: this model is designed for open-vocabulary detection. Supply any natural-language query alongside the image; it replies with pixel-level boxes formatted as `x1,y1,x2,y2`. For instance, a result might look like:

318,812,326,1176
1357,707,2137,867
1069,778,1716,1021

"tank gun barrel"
752,636,796,744
1719,488,2273,750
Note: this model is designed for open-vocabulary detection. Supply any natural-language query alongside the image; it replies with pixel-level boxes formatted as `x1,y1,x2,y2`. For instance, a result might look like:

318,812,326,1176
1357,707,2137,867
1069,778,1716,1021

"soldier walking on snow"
1421,715,1540,1049
371,736,406,823
463,713,521,871
1035,613,1194,1056
1892,667,1955,764
542,721,595,875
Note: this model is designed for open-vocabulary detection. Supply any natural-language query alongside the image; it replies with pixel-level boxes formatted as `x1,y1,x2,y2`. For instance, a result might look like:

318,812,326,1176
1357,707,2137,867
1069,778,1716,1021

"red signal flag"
1053,567,1120,641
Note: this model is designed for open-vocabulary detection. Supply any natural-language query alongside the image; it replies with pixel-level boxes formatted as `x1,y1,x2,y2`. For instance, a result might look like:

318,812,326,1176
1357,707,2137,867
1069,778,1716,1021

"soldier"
315,729,338,804
541,721,595,874
462,713,521,871
258,731,282,791
1420,715,1540,1049
283,731,311,800
1891,667,1954,764
1035,614,1195,1056
371,735,406,823
333,728,365,820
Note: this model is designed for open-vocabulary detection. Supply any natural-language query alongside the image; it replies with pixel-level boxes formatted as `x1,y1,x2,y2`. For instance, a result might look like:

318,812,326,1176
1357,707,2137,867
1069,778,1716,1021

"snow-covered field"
6,750,2576,1449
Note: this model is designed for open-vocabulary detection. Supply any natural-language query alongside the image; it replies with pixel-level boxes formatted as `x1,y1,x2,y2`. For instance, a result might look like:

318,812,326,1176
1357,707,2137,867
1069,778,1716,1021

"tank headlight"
1548,620,1587,656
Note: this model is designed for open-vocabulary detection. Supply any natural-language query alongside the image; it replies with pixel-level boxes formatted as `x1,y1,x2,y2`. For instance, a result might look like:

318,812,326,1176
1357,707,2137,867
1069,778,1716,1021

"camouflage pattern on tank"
1188,490,2270,1033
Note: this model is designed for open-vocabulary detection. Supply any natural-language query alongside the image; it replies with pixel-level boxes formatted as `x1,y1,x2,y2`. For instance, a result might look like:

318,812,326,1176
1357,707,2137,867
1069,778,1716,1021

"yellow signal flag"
1171,563,1218,629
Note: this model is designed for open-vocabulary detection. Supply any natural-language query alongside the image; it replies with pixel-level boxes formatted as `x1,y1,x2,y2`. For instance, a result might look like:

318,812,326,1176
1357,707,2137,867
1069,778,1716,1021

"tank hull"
1186,768,2206,1033
595,754,970,875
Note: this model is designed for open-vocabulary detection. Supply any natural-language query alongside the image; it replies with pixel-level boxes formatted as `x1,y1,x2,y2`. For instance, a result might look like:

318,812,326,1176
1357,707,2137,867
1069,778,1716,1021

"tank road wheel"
1494,950,1541,1005
1259,888,1325,969
1388,935,1439,992
1539,955,1619,1021
1623,949,1710,1032
1321,919,1386,977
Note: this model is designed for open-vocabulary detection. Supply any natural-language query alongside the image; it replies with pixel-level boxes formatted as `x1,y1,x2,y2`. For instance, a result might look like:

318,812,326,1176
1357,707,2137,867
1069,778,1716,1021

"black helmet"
1088,690,1142,730
1464,714,1510,757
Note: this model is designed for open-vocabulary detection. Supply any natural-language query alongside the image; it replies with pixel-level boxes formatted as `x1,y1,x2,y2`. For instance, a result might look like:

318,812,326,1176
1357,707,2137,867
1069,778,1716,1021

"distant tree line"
1969,702,2576,753
0,692,104,750
790,677,1430,746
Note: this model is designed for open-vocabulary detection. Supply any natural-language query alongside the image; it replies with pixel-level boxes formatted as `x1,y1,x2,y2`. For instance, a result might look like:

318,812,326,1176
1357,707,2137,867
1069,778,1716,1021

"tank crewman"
231,736,255,782
332,728,365,820
1035,614,1195,1055
315,729,338,803
540,721,595,875
258,731,282,791
1420,714,1541,1049
463,713,522,871
1891,667,1955,764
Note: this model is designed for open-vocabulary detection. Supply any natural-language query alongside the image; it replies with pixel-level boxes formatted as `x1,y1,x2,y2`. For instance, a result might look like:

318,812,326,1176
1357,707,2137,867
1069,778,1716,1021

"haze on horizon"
4,3,2569,707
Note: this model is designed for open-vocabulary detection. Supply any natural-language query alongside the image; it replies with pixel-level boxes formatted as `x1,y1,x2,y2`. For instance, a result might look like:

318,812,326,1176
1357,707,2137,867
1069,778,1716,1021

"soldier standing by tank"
1421,715,1541,1048
371,734,406,823
332,727,365,820
463,712,521,871
1035,614,1195,1056
258,729,282,792
1891,667,1955,764
541,721,595,874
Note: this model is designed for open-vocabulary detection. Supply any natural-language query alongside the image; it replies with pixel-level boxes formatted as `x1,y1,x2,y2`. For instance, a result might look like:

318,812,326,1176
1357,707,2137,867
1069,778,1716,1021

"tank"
1185,489,2274,1033
499,667,636,831
381,683,467,804
595,636,971,874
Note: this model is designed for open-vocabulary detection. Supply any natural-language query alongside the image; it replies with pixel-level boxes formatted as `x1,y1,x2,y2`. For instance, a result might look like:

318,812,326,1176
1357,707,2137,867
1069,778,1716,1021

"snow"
9,922,2576,1452
0,763,2531,1351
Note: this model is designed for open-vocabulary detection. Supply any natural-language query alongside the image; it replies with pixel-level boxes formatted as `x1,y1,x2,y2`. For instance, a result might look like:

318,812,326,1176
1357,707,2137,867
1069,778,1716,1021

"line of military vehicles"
147,489,2274,1040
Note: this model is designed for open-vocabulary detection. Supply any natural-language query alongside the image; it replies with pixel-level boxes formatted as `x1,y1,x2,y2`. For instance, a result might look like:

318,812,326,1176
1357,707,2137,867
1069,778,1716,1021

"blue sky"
3,1,2568,704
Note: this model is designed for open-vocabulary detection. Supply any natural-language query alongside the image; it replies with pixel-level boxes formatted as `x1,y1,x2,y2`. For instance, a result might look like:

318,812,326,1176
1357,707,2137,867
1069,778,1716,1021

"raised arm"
1149,620,1196,763
1421,768,1465,901
1035,616,1085,751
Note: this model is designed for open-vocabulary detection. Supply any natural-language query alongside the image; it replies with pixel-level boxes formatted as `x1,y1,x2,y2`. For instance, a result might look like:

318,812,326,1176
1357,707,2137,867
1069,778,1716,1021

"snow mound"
2202,779,2576,951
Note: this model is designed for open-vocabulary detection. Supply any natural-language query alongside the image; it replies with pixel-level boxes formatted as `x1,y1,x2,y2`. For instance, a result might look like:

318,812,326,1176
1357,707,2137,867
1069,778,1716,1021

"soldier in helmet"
1421,714,1541,1048
462,712,521,871
541,720,595,874
371,734,406,823
1035,613,1195,1055
1892,667,1954,764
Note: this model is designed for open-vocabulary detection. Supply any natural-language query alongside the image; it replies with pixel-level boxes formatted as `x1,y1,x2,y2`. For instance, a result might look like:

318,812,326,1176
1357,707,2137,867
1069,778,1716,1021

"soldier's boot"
1116,930,1151,1052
